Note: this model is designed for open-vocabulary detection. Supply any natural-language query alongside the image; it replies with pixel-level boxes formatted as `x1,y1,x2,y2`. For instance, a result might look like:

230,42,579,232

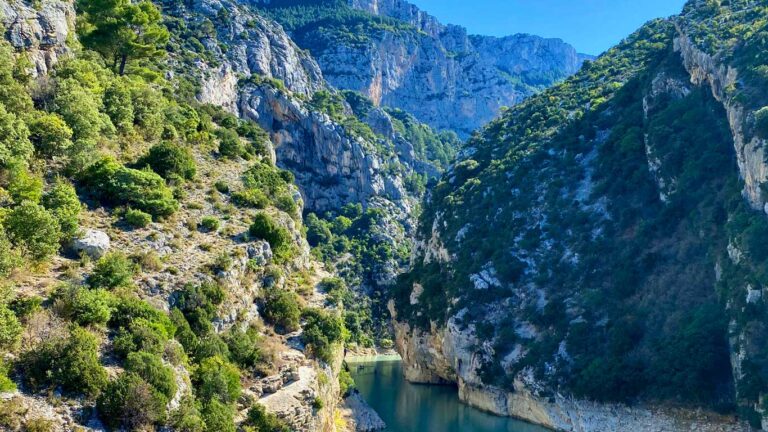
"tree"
42,179,82,240
103,78,135,131
28,113,74,158
194,355,241,404
141,141,197,180
77,0,170,75
0,103,33,166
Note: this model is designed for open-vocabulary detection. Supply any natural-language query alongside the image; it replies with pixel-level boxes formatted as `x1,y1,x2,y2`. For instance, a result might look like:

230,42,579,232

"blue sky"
408,0,688,55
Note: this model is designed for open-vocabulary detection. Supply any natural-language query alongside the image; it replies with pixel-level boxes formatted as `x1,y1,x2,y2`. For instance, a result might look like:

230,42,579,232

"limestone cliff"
0,0,74,76
394,2,768,430
259,0,590,137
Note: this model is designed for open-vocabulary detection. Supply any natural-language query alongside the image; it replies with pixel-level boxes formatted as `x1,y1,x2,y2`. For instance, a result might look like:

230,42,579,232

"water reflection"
350,360,551,432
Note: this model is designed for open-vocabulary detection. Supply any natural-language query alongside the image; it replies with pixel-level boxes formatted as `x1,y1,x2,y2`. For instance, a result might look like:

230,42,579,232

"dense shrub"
217,128,244,159
0,306,21,349
174,281,225,335
0,103,33,165
42,179,81,240
125,351,178,399
224,327,263,371
194,355,241,404
262,287,301,334
201,399,235,432
232,188,270,208
125,208,153,228
88,252,137,289
169,396,206,432
0,230,21,277
103,79,135,132
0,359,14,392
243,404,290,432
200,216,220,232
82,157,179,218
141,141,197,180
54,78,108,142
54,284,115,326
97,372,167,430
3,201,62,261
301,308,345,363
28,113,73,157
7,164,43,204
18,326,107,397
249,213,295,263
113,318,172,358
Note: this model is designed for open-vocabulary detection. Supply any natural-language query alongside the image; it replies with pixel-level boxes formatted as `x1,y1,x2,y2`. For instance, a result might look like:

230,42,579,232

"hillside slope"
394,0,768,430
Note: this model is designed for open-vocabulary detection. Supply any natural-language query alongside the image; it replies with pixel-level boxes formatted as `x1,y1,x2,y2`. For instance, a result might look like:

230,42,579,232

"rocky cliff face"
0,0,74,76
260,0,589,137
393,2,768,430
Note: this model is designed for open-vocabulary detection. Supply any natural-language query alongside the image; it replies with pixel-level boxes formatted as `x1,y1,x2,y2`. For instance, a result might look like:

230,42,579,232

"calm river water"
349,359,551,432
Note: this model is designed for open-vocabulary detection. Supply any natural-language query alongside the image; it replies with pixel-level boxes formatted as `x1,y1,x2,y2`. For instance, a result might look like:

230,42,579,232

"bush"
55,284,114,326
103,79,135,132
0,306,21,349
318,277,348,306
142,141,197,180
82,157,179,218
174,281,225,335
0,229,21,277
224,326,262,370
125,351,177,399
88,252,137,290
19,326,107,397
113,319,169,359
232,188,270,208
249,213,295,263
305,213,331,247
301,308,345,363
28,113,73,157
169,396,206,432
8,164,43,204
243,404,290,432
42,179,81,240
201,399,235,432
0,103,33,166
194,355,241,404
200,216,220,232
125,208,152,228
97,372,167,430
54,78,107,142
339,367,354,397
262,288,301,334
0,359,14,392
217,128,244,159
3,201,61,261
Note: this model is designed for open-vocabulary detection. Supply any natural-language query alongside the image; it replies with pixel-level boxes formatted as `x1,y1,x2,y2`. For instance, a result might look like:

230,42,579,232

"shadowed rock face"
296,0,590,137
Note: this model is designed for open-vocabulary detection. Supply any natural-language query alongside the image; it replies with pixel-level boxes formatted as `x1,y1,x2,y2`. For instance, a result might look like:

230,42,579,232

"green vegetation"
18,326,108,397
77,0,169,75
88,252,138,290
257,0,418,51
140,141,197,180
249,213,297,264
301,308,345,363
125,208,153,228
82,157,180,218
261,286,302,334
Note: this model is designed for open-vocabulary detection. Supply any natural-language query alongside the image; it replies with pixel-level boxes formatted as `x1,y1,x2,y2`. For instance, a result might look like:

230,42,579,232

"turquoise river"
349,359,551,432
